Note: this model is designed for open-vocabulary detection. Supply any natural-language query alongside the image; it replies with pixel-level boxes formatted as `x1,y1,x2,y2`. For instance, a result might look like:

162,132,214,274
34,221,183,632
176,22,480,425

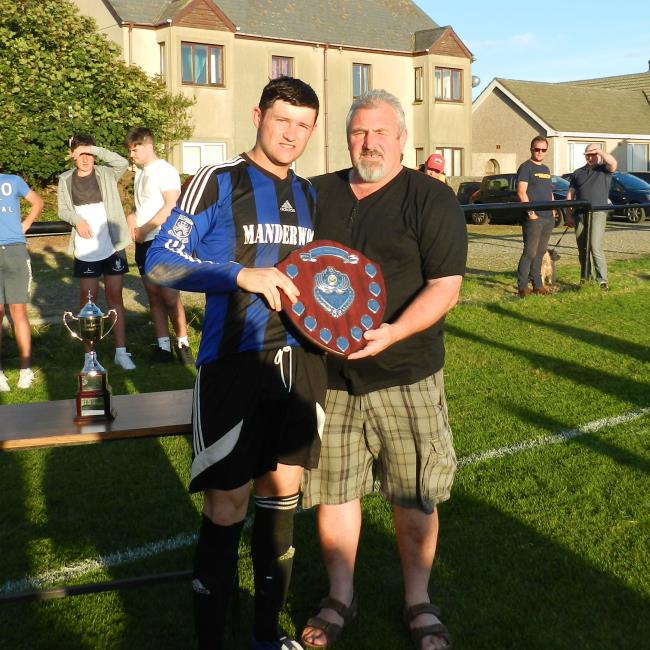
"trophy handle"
63,312,82,340
100,309,118,340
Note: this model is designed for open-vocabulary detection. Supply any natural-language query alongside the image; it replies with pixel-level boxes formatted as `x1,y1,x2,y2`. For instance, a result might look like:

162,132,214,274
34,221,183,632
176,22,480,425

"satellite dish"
471,75,481,88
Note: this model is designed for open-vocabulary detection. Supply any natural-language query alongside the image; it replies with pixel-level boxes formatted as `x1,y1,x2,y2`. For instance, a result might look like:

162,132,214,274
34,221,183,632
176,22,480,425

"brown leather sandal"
404,602,452,649
301,594,358,648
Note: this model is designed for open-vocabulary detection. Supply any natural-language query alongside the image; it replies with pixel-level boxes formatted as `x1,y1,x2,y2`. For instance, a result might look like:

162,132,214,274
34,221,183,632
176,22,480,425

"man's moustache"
361,149,383,158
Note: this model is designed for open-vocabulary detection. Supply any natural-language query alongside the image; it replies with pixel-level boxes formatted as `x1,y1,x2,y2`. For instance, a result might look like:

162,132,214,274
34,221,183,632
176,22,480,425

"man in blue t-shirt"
0,173,43,391
515,135,555,297
566,143,617,289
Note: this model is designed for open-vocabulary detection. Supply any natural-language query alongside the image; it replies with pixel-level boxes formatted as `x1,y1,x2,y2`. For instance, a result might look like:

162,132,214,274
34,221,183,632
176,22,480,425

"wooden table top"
0,389,193,451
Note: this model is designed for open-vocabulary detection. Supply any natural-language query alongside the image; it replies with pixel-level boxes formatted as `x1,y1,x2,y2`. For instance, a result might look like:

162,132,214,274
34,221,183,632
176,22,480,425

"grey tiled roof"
497,77,650,135
106,0,179,24
104,0,438,51
561,71,650,92
414,27,449,51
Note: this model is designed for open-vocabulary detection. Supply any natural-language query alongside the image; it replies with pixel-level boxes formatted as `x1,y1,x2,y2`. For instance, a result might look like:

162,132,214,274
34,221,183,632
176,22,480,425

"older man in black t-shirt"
515,135,555,297
301,90,467,650
566,143,617,289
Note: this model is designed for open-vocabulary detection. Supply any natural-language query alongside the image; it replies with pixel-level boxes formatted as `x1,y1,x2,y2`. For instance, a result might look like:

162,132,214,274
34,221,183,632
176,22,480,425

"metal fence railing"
460,199,650,282
26,221,71,237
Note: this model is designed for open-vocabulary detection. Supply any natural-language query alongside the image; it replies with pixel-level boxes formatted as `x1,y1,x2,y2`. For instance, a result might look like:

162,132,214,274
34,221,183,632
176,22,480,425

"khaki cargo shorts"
302,370,457,514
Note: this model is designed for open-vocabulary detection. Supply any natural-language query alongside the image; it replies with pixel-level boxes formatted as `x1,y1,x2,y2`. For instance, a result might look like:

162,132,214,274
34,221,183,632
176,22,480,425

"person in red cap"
422,153,448,184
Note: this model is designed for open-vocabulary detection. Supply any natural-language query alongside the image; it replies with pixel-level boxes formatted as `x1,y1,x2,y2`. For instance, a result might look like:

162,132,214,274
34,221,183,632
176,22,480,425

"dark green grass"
0,256,648,648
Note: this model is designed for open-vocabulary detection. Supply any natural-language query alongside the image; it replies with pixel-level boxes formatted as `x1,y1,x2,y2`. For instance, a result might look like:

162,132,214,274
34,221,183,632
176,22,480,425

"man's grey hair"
346,89,406,136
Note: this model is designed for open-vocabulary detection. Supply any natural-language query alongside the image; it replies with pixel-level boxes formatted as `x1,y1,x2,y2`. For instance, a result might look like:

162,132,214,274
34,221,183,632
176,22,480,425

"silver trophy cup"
63,293,118,422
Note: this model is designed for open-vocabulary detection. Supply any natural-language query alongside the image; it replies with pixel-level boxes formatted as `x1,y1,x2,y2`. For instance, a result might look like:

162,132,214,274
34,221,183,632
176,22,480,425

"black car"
468,173,568,225
456,181,481,205
608,172,650,223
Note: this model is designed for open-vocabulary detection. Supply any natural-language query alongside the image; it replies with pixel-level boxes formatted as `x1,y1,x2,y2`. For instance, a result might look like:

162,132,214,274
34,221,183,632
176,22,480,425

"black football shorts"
189,346,326,493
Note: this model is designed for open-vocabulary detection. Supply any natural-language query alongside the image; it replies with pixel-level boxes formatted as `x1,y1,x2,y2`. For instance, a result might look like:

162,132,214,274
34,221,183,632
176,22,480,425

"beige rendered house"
472,70,650,176
72,0,474,178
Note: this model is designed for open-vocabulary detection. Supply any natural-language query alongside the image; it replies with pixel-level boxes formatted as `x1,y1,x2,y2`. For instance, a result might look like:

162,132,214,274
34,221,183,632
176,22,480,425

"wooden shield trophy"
276,240,386,356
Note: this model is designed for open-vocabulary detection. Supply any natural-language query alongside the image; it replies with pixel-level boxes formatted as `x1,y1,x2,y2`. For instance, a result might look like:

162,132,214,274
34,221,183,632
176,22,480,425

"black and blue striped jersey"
145,154,316,365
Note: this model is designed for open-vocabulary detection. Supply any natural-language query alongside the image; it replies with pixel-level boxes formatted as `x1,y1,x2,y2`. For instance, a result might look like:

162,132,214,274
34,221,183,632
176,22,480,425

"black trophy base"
74,372,116,423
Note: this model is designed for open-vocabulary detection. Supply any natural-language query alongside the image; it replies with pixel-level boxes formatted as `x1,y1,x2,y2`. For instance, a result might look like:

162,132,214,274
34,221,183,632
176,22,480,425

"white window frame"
434,67,463,102
414,66,424,103
567,141,605,172
352,63,371,99
271,56,294,79
435,147,463,176
182,142,227,175
627,142,649,171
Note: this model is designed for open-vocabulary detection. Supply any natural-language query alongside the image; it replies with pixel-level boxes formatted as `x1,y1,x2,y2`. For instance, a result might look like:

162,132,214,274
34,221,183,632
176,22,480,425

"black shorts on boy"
73,250,128,278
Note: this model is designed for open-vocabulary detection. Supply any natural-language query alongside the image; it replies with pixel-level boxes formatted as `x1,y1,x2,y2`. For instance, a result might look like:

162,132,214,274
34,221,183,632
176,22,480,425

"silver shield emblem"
313,266,354,318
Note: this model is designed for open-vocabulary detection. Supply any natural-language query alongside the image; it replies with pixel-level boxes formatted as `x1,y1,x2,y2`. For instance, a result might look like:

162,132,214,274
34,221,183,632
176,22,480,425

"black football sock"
251,493,299,642
192,515,244,649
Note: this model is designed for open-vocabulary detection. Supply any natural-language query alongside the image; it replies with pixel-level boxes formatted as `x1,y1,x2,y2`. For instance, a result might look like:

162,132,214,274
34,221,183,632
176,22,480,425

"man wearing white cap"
566,144,617,289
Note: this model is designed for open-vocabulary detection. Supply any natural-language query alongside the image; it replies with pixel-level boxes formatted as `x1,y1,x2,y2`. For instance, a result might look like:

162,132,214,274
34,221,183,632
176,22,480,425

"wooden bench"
0,389,192,451
0,389,194,602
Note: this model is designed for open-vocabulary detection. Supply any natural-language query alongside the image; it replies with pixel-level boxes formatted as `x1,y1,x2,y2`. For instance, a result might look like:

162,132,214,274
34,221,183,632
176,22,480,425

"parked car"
629,171,650,184
456,181,481,205
608,172,650,223
467,173,568,225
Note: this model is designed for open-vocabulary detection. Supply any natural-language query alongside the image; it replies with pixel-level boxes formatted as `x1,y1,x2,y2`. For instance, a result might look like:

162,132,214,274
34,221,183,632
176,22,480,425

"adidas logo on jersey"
280,200,295,213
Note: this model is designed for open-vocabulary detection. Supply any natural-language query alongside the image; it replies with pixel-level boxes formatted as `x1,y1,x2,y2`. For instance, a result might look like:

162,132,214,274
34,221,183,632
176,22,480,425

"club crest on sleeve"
169,215,194,243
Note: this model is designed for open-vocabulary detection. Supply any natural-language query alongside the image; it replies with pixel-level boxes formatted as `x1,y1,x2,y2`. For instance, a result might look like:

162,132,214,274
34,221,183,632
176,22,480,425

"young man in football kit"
145,77,324,650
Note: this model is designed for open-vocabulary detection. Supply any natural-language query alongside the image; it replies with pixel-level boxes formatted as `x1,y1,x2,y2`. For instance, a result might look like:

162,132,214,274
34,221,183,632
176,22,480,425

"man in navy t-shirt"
515,135,555,296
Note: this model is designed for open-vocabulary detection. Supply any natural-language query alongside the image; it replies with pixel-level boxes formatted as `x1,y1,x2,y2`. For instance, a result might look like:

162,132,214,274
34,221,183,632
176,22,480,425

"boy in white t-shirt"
57,133,135,370
125,128,193,365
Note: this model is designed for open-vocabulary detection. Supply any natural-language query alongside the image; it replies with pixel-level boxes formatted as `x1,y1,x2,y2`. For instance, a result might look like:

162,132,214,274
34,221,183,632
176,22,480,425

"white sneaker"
114,350,136,370
0,371,10,392
17,368,35,389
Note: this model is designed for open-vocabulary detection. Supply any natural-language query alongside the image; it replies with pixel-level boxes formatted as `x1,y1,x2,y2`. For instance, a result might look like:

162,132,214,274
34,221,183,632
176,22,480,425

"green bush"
0,0,194,187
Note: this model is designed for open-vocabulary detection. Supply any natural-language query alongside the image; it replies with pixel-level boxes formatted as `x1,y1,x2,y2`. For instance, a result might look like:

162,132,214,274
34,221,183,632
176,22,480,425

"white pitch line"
0,532,197,596
2,406,649,597
457,407,650,467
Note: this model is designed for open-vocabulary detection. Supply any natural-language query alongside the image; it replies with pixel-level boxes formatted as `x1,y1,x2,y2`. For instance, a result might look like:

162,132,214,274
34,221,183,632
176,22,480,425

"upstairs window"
414,67,424,102
272,56,294,79
181,42,224,86
353,63,371,98
434,67,462,102
159,42,165,78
